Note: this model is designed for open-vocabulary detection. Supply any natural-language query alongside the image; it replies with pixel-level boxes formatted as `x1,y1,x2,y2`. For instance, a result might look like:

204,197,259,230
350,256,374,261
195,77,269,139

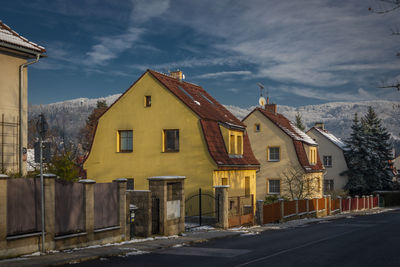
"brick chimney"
170,70,183,81
315,122,325,130
264,97,277,113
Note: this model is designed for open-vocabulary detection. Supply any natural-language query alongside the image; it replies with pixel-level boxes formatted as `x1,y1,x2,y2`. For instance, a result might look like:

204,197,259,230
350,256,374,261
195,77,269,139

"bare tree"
280,165,320,200
369,0,400,91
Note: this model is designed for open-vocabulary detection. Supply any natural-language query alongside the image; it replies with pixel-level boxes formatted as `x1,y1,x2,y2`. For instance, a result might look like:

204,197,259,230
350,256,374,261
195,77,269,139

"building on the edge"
306,122,348,193
242,100,324,201
83,70,260,210
0,21,46,175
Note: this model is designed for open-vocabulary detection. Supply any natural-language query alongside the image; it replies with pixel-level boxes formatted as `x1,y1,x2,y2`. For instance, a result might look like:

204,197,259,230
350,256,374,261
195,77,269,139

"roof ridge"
147,69,202,88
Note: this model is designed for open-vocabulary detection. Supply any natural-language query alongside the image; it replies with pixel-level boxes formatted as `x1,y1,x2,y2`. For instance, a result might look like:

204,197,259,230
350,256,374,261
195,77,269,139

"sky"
2,0,400,107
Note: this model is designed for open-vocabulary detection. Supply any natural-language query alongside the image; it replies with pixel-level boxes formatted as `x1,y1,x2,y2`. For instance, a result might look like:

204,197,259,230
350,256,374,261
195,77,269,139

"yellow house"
0,21,46,174
242,102,324,201
84,70,259,206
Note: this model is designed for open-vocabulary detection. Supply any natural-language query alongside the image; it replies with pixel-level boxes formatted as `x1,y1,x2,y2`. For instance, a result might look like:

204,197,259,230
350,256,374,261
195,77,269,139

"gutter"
18,54,40,175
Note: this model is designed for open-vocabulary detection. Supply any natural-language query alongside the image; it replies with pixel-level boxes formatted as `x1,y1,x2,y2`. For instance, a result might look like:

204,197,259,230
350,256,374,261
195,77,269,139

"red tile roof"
0,21,45,54
200,120,259,169
148,70,245,128
244,107,323,172
148,70,258,169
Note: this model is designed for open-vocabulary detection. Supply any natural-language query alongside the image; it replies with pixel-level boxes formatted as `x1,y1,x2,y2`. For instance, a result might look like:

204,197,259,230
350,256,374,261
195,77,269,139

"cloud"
194,71,252,79
85,0,170,66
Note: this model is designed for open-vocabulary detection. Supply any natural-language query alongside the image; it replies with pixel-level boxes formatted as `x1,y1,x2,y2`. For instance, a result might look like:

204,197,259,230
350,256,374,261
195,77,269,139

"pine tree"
295,112,306,132
361,106,393,192
344,113,368,195
79,100,108,152
344,108,393,195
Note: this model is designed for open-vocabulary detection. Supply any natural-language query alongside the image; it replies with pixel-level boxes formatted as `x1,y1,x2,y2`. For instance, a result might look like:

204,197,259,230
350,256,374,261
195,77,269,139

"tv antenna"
257,83,267,106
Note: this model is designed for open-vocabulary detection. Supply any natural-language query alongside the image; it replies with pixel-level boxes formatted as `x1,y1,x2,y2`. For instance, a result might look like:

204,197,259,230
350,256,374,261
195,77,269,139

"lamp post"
36,113,48,253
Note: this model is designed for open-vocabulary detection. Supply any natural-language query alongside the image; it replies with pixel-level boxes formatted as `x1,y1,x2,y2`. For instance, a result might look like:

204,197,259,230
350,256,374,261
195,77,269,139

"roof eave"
0,42,46,58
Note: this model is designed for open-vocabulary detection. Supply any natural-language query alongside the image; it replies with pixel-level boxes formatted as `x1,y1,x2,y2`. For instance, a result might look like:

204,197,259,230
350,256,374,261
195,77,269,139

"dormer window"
144,96,151,107
309,147,317,165
228,130,243,155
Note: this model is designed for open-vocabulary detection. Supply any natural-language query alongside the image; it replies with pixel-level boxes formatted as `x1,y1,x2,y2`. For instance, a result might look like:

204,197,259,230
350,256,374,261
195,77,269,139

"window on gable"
254,124,261,132
268,179,280,194
163,129,179,152
268,147,280,161
118,130,133,152
144,96,151,107
323,156,332,167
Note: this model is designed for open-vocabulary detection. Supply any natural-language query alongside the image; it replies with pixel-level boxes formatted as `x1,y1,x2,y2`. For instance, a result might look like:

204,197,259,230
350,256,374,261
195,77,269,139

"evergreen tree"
79,100,108,152
361,106,393,192
344,108,393,195
344,113,368,195
295,112,306,131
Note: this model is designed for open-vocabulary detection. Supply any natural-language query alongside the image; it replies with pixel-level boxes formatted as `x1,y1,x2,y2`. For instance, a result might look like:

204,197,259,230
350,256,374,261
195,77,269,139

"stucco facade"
0,22,45,174
243,106,324,201
307,125,349,193
84,71,259,206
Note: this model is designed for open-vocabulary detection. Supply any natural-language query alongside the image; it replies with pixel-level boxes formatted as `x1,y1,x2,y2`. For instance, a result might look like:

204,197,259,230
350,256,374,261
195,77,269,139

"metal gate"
185,188,219,228
152,196,160,234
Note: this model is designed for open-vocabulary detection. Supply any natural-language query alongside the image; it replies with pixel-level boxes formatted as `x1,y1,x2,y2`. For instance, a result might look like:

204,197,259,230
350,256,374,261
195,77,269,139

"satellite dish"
259,96,266,106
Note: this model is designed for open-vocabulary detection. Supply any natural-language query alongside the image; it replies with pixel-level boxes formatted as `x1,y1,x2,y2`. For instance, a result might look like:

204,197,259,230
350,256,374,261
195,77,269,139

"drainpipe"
19,54,40,175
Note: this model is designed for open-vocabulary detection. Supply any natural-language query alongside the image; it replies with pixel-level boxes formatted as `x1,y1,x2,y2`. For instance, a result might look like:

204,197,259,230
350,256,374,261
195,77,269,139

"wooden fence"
261,195,379,224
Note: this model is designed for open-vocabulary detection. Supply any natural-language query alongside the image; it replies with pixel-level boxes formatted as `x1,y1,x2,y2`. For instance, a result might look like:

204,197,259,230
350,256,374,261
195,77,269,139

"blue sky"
2,0,400,107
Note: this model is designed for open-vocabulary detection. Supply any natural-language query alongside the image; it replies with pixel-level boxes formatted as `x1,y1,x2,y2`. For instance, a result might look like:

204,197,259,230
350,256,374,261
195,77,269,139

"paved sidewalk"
0,207,395,267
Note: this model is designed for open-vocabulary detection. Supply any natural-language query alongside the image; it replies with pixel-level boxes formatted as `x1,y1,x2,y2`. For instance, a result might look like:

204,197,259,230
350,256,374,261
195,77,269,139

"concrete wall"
307,128,348,191
0,52,28,174
0,176,127,259
243,110,323,201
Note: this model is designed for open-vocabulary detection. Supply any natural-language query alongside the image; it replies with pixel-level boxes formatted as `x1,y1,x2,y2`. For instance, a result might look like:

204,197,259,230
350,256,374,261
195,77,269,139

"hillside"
29,96,400,153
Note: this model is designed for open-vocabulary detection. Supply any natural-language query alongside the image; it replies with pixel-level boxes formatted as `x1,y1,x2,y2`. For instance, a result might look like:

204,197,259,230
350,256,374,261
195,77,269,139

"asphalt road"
76,210,400,267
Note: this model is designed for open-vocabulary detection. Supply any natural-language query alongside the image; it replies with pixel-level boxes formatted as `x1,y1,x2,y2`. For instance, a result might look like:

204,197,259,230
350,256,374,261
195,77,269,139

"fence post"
0,175,8,250
237,196,241,225
314,197,319,217
113,178,127,241
355,195,359,210
43,174,56,251
214,186,229,229
362,195,366,210
338,196,342,213
327,195,331,216
370,195,373,209
294,198,299,217
305,198,309,216
348,196,351,211
279,198,284,222
255,200,264,226
79,179,96,245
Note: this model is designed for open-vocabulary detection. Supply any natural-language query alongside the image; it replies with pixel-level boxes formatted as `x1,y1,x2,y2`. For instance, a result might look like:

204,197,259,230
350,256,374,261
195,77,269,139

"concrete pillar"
305,198,309,215
327,195,331,216
255,200,264,226
79,179,95,244
148,176,186,236
113,178,127,241
214,186,229,229
127,190,152,237
355,195,359,210
279,198,284,221
43,174,56,251
294,198,299,216
314,198,319,217
0,175,8,251
338,196,342,213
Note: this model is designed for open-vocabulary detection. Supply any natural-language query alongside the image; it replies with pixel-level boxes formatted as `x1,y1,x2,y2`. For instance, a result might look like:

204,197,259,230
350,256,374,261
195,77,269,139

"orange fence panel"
263,202,281,224
318,198,325,210
298,200,307,214
283,201,296,217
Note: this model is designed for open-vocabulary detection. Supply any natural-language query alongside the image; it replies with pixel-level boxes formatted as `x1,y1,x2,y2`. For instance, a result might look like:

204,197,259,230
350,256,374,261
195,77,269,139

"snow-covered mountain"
29,95,400,152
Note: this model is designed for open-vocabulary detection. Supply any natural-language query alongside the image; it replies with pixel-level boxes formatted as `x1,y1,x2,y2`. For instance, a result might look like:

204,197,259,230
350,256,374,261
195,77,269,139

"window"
323,156,332,167
222,178,228,185
118,130,133,152
144,96,151,107
268,147,280,161
237,135,242,155
245,176,250,197
324,179,334,192
254,124,260,132
268,179,280,194
163,129,179,152
230,134,235,154
310,147,317,165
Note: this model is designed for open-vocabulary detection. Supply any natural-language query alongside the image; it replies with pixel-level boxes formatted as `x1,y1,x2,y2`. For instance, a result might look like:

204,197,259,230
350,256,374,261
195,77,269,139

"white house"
307,122,348,193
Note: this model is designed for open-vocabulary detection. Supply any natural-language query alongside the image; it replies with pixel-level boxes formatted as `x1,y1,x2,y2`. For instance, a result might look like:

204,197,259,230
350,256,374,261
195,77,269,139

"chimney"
170,70,183,81
265,103,277,114
315,122,325,130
